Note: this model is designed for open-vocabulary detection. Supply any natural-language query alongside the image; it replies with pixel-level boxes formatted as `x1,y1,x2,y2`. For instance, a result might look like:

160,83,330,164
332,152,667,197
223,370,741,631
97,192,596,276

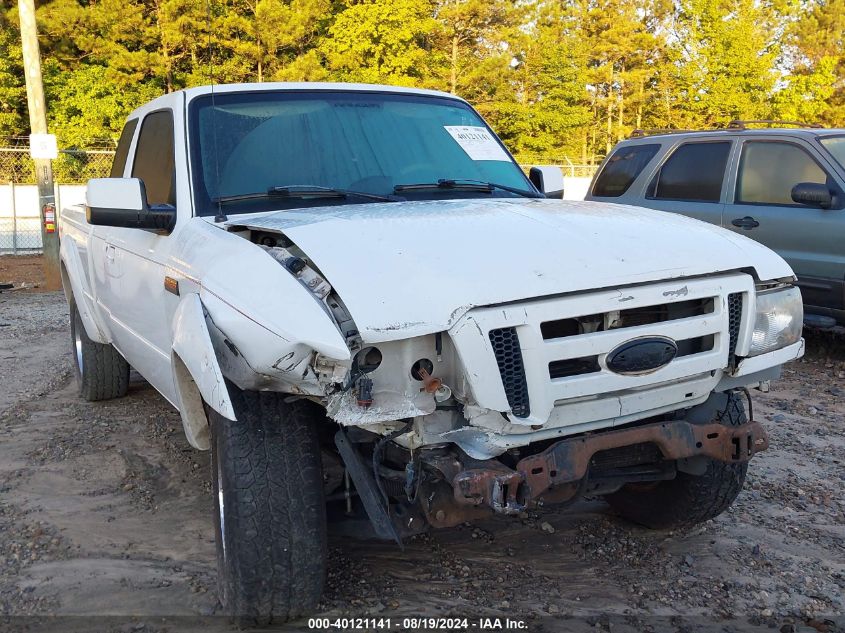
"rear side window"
647,141,730,202
736,141,828,206
131,110,176,206
592,144,660,197
109,120,138,178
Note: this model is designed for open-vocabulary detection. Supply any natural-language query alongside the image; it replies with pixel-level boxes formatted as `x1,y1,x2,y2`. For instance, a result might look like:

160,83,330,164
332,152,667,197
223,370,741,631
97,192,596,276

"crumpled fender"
171,293,236,450
200,245,350,361
59,238,112,344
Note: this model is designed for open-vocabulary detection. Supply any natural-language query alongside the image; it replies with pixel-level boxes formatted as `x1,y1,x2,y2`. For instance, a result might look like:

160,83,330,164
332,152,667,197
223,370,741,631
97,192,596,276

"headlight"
748,286,803,357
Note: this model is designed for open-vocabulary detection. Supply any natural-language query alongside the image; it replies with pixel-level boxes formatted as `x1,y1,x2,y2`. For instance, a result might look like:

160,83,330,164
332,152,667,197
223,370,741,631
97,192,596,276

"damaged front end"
205,225,780,541
331,393,768,540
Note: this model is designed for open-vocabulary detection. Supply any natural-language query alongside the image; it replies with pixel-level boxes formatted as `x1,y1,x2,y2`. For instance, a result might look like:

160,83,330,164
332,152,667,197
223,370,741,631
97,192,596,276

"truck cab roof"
129,82,467,120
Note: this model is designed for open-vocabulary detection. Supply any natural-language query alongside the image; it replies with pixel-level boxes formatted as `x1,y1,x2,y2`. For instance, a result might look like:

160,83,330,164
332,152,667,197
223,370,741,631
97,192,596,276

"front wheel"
605,393,749,529
210,386,327,626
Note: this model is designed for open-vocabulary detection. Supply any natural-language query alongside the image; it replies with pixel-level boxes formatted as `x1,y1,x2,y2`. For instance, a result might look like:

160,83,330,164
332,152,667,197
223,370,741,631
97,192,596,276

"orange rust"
417,367,442,394
449,418,769,511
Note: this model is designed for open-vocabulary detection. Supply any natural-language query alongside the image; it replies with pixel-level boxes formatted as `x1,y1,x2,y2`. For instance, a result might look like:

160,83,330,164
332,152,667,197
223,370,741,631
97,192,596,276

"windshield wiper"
393,179,542,198
213,185,400,204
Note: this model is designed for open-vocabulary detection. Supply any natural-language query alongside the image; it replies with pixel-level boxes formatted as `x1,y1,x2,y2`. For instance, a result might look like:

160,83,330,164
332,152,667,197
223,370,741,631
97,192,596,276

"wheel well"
59,261,73,306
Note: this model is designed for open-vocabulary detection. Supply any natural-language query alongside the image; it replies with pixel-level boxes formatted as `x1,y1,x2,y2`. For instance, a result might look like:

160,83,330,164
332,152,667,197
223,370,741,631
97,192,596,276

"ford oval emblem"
606,337,678,375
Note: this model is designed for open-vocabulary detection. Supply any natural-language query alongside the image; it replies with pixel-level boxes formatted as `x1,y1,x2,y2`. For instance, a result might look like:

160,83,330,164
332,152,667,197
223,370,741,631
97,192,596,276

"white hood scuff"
223,199,794,343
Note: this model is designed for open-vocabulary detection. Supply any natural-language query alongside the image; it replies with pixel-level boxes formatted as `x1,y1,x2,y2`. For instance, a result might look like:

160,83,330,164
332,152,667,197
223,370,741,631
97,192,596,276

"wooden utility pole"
18,0,61,290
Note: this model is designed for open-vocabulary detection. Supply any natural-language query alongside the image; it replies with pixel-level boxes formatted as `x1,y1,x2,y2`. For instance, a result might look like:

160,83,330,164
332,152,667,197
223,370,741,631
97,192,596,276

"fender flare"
59,238,112,344
171,293,236,450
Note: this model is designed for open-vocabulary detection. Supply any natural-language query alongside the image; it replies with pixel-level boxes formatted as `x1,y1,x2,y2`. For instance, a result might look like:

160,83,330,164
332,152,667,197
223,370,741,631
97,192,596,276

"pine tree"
784,0,844,124
0,7,27,137
670,0,780,127
320,0,439,85
491,1,591,161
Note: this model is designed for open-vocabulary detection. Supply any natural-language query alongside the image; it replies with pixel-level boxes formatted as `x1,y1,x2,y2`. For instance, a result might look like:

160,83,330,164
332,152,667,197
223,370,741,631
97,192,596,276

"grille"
489,327,530,418
454,274,752,426
727,293,742,367
549,356,600,379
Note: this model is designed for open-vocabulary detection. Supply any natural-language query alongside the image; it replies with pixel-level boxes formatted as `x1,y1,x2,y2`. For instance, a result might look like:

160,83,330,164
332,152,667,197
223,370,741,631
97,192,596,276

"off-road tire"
69,297,129,401
210,385,327,627
606,393,749,529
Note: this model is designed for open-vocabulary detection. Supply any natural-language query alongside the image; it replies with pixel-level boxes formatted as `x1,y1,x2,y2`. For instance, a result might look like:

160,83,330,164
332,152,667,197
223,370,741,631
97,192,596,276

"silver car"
586,122,845,326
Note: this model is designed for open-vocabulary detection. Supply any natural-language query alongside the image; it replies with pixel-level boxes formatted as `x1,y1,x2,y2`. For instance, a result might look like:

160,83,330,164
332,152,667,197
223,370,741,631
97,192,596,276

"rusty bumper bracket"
452,419,768,514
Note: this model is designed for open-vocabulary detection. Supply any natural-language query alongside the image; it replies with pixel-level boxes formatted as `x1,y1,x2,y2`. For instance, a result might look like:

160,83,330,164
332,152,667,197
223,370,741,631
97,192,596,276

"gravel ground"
0,289,843,633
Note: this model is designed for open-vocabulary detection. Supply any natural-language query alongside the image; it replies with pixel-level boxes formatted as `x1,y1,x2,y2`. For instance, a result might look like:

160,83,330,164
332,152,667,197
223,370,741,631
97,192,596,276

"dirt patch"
0,291,842,633
0,254,48,291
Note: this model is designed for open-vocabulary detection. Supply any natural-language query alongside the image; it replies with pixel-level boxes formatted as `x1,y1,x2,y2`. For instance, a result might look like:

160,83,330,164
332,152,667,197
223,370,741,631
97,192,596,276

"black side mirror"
86,178,177,234
791,182,833,209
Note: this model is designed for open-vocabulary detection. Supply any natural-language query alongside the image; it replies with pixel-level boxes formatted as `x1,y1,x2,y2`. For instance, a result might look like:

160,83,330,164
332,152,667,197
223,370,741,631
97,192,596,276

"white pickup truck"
60,82,804,625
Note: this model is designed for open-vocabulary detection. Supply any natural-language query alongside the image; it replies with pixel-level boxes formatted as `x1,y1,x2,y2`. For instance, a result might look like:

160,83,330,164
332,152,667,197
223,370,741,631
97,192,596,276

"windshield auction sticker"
444,126,511,162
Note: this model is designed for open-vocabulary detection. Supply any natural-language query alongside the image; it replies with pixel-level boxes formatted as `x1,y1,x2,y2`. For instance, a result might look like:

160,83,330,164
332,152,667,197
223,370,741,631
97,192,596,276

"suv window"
737,141,828,206
131,110,176,206
109,119,138,178
647,141,730,202
592,144,659,197
819,136,845,170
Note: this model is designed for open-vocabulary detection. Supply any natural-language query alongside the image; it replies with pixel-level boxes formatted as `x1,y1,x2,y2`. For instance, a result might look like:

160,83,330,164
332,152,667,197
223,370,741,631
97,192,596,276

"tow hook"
454,469,526,515
491,476,526,515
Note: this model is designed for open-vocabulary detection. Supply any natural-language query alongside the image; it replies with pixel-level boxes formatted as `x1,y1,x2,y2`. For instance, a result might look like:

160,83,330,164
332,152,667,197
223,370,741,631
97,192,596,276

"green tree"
784,0,845,124
669,0,781,127
45,64,160,146
39,0,161,85
565,0,670,155
0,8,27,137
492,1,591,161
152,0,209,90
2,0,844,165
432,0,515,95
320,0,438,85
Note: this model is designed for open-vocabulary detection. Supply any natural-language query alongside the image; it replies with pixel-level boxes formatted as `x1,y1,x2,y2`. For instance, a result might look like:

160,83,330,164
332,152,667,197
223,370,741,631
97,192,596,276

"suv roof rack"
629,120,825,138
629,128,698,138
726,119,824,129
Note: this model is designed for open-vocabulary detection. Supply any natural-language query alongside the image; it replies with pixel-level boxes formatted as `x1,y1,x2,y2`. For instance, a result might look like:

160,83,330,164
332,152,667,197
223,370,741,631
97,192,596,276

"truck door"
82,120,137,316
638,140,732,226
95,108,180,403
724,138,845,318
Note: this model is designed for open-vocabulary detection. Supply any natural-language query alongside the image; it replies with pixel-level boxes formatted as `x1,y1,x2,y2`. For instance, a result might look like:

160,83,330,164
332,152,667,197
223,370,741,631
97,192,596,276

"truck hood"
220,199,794,343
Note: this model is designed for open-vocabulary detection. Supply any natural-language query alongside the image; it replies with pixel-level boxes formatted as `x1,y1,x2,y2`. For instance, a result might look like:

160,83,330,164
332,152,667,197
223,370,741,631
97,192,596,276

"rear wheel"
69,297,129,401
606,393,749,529
210,385,327,626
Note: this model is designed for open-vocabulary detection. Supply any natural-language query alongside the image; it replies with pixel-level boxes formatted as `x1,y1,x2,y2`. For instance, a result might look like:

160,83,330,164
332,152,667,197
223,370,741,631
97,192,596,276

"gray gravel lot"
0,290,843,633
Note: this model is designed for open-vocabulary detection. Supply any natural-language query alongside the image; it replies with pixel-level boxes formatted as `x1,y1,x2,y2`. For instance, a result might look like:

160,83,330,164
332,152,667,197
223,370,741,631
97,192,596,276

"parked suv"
586,122,845,326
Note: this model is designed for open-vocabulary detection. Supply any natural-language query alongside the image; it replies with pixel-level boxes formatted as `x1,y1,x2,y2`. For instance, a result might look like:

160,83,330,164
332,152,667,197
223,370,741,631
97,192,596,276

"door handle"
731,216,760,230
105,244,116,260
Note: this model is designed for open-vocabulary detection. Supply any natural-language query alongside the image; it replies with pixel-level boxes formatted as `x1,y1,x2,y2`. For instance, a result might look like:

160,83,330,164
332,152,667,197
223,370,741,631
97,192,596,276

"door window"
819,136,845,170
109,120,138,178
647,141,730,202
131,110,176,206
591,144,660,197
736,142,828,206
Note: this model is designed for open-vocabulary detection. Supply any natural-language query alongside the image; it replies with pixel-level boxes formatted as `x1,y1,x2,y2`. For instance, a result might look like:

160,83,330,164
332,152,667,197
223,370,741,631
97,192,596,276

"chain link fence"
0,138,116,184
515,155,600,179
1,140,115,254
517,158,598,201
